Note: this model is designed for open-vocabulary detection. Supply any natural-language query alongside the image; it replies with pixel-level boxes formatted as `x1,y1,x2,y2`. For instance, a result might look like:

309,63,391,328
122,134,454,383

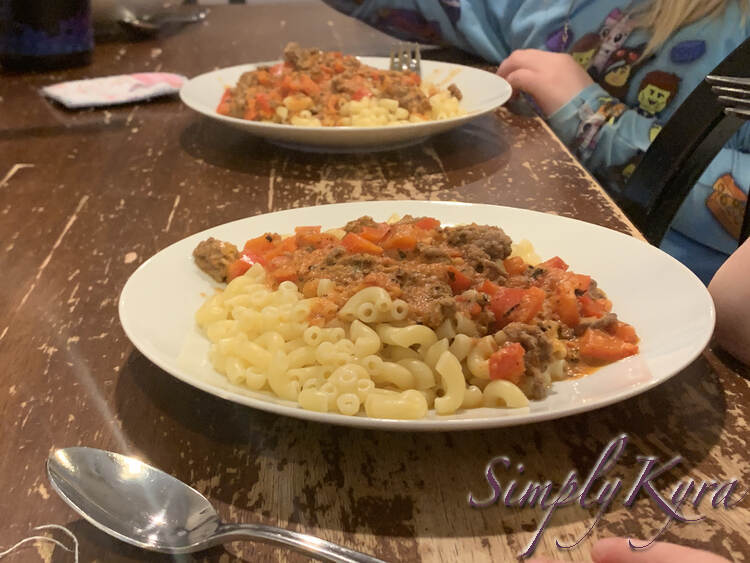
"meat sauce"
216,43,459,125
194,216,639,394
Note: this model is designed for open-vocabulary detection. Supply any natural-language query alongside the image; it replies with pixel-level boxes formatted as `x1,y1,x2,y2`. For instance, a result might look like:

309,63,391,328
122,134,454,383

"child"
709,236,750,364
325,0,750,285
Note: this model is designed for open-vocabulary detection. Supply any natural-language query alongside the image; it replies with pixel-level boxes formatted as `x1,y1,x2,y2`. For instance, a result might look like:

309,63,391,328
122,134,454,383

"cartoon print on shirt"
570,33,600,69
575,104,607,161
670,39,707,64
649,123,663,142
637,70,680,116
706,173,748,239
546,26,574,52
600,43,645,97
589,8,634,79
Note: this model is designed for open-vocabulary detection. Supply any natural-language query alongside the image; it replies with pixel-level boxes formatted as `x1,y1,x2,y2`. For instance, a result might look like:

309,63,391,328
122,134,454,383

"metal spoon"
118,9,207,37
47,447,385,562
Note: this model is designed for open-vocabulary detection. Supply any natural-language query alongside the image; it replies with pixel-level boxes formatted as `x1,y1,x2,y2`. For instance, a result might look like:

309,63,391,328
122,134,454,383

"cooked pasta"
216,43,464,127
193,214,640,420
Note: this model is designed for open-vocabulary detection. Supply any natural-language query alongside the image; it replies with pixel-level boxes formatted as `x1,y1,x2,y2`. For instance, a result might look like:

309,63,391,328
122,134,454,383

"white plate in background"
119,201,715,431
179,58,511,151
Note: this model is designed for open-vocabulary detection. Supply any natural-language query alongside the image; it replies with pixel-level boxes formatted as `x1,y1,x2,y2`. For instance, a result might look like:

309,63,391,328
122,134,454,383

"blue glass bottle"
0,0,93,71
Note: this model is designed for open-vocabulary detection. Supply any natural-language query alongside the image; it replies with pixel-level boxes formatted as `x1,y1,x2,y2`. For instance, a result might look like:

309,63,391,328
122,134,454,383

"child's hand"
496,49,594,117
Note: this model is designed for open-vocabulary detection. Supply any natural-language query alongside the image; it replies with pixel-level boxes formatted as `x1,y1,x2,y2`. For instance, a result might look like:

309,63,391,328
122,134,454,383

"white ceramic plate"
179,58,512,150
119,201,715,431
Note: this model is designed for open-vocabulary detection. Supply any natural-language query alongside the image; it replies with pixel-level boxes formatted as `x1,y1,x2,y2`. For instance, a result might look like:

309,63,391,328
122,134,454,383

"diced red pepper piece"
579,294,612,318
217,88,232,115
263,236,297,262
612,322,639,344
479,280,501,296
352,87,371,101
359,223,390,243
447,266,473,294
415,217,441,230
579,329,639,362
244,233,279,257
568,273,591,292
380,225,418,251
540,256,569,271
503,256,527,276
554,279,580,327
226,253,260,281
255,92,272,116
341,233,384,255
489,342,526,384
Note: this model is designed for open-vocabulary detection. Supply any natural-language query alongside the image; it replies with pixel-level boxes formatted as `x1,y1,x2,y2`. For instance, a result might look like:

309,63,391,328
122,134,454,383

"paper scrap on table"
40,73,187,109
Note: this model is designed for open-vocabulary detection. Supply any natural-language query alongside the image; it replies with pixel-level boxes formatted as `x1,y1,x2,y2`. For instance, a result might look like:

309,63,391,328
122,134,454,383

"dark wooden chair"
616,36,750,246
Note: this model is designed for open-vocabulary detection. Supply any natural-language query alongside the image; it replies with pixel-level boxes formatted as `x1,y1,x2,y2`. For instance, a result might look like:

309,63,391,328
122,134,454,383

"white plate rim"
118,201,715,431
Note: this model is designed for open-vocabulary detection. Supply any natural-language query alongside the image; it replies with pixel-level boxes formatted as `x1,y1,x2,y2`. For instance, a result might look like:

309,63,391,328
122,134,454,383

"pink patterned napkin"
41,72,186,108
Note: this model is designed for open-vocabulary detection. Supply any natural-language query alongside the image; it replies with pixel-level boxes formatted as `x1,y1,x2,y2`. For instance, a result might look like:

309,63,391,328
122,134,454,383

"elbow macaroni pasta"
196,264,531,420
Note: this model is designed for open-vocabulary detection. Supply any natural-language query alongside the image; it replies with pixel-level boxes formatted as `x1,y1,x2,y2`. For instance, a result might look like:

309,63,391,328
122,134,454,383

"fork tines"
389,42,422,76
706,74,750,120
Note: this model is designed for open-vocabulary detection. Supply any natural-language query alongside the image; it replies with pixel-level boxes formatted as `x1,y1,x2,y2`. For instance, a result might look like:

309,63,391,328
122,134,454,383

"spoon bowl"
47,447,383,562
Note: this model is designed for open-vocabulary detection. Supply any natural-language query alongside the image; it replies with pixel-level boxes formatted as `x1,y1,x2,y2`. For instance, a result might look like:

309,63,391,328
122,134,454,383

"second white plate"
179,58,512,150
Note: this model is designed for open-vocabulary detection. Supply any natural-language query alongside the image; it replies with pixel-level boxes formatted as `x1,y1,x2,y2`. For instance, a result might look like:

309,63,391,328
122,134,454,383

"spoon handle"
210,523,387,563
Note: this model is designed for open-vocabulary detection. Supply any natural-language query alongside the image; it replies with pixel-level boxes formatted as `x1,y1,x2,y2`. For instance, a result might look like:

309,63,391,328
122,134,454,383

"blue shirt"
326,0,750,283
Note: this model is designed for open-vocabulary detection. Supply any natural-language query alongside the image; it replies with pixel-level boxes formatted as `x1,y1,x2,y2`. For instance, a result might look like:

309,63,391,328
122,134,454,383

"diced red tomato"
579,329,639,362
415,217,440,230
299,74,320,96
578,294,612,318
243,234,279,256
352,87,371,101
479,280,501,296
540,256,569,271
243,97,257,120
489,287,525,324
447,266,473,294
270,62,285,77
217,88,232,115
405,71,420,86
489,342,526,384
503,256,527,276
569,273,591,292
267,255,298,283
359,223,390,243
255,92,272,116
554,279,580,327
295,226,332,249
489,287,544,327
516,286,545,323
263,236,297,262
226,256,253,281
380,225,418,251
612,322,639,344
341,233,384,255
294,226,321,235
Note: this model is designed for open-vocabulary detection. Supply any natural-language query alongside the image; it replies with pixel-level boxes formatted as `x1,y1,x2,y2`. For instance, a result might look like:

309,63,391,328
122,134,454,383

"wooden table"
1,3,748,561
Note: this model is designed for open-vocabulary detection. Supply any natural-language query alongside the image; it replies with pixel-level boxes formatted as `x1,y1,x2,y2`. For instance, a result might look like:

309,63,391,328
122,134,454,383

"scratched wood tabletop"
1,2,748,562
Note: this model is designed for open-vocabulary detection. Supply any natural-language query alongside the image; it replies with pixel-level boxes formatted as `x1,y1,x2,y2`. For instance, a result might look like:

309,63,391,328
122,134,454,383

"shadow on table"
45,519,232,563
178,114,510,193
114,350,727,547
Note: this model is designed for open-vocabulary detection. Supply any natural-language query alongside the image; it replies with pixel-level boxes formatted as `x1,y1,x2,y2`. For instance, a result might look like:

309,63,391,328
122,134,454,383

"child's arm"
708,237,750,365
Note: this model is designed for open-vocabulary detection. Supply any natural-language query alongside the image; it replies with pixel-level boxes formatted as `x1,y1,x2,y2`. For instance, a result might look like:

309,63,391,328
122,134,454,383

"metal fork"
389,42,422,76
706,74,750,120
